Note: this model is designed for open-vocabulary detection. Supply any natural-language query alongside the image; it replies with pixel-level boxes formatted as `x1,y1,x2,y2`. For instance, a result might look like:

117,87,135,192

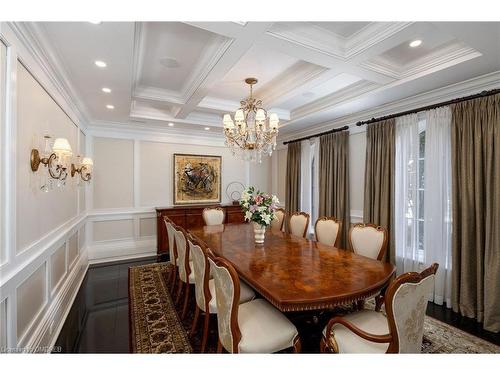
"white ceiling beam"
173,22,275,119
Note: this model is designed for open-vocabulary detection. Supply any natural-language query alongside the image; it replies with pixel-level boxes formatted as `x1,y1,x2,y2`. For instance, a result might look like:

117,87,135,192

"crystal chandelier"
223,78,279,163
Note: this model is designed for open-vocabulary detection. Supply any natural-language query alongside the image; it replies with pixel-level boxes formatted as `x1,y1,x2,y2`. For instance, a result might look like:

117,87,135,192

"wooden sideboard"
155,204,245,259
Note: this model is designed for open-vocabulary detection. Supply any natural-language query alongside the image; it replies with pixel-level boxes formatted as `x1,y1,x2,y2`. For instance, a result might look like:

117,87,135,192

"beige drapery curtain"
363,119,395,263
451,94,500,333
318,131,350,248
285,141,301,233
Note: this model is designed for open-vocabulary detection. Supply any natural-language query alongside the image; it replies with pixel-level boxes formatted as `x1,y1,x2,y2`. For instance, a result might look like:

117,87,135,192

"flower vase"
253,222,266,244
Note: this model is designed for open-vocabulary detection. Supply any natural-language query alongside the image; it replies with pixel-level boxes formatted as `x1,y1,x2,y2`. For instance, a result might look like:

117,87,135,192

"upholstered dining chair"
202,207,225,226
188,236,255,352
173,225,196,319
314,216,342,247
321,263,439,354
270,208,285,232
164,217,178,293
349,223,388,261
288,212,310,238
210,256,301,353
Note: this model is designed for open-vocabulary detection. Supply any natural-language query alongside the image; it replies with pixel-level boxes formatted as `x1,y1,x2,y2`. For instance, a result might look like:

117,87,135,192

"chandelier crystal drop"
223,78,279,163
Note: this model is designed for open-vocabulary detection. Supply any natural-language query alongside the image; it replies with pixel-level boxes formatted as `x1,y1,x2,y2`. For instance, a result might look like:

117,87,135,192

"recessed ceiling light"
409,39,422,48
106,104,114,109
89,21,102,25
160,57,180,68
168,123,174,127
204,127,210,131
102,87,111,93
95,60,107,68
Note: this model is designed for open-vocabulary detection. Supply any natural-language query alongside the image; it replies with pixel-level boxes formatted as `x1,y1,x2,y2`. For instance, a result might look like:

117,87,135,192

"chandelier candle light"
223,78,279,163
240,186,279,244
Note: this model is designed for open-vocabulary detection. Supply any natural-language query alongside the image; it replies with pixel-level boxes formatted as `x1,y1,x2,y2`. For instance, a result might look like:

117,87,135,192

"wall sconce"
71,156,93,182
31,135,73,190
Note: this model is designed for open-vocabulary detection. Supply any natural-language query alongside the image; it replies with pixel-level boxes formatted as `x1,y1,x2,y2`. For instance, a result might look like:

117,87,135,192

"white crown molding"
290,80,380,122
87,120,226,147
361,42,482,80
131,22,146,92
180,35,233,103
279,70,500,142
8,22,89,127
255,61,328,107
266,22,413,61
344,22,413,59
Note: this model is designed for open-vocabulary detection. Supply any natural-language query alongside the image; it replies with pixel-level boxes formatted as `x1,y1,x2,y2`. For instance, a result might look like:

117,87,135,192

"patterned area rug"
128,262,499,354
128,263,192,353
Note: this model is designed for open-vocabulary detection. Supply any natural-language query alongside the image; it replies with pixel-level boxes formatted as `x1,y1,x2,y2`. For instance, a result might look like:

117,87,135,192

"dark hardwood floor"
54,257,499,353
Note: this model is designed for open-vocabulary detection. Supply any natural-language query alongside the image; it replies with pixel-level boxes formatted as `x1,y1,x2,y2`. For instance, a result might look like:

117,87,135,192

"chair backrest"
210,256,242,353
289,212,310,238
202,207,225,226
188,235,211,312
315,217,342,247
349,223,388,260
271,208,285,231
385,263,439,353
164,218,177,266
173,226,190,283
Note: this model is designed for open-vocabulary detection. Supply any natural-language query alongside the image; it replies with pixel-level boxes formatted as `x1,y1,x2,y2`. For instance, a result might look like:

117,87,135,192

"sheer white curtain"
395,108,452,306
300,138,319,235
424,107,452,306
395,113,420,273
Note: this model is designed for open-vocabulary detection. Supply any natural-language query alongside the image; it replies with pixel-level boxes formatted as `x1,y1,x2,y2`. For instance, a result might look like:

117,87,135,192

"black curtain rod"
356,88,500,126
283,125,349,145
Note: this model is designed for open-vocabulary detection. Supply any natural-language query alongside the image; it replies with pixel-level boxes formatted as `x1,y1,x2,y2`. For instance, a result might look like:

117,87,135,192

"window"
416,123,426,261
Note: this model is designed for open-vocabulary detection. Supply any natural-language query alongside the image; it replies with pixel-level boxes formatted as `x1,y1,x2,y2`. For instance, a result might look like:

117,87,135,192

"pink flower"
255,195,263,204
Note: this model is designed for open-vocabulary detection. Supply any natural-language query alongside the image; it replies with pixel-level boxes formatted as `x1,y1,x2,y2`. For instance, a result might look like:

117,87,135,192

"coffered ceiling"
27,21,500,138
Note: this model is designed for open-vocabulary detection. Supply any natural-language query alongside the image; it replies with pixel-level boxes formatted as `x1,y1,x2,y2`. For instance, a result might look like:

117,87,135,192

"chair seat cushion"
208,279,255,313
237,299,298,353
322,310,390,353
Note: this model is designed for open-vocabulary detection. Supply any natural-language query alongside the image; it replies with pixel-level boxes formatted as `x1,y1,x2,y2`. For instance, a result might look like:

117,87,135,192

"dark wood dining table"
189,223,396,312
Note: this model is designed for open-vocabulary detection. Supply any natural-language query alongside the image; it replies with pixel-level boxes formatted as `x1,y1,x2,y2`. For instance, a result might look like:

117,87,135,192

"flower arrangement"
239,186,280,227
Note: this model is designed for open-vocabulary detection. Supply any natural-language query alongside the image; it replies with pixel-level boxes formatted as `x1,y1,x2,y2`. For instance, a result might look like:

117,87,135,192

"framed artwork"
173,153,222,205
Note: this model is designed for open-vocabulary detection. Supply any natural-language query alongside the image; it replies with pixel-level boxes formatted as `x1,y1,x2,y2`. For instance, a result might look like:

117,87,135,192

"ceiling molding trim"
133,85,184,105
361,42,482,80
131,22,146,92
279,70,500,142
256,61,328,107
290,80,380,121
344,22,413,59
7,22,89,127
197,96,291,120
180,35,234,103
87,120,225,147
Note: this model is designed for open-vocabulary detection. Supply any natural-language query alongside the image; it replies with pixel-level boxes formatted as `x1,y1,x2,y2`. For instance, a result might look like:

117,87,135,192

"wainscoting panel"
139,217,156,237
50,243,67,294
93,219,134,242
67,232,78,270
16,263,47,342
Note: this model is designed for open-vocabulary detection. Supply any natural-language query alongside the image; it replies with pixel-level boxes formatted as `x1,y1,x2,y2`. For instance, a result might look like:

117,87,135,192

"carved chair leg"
190,305,200,338
292,336,302,353
375,295,384,312
181,283,191,319
175,280,184,305
357,300,365,310
201,312,210,353
170,268,178,294
217,338,223,353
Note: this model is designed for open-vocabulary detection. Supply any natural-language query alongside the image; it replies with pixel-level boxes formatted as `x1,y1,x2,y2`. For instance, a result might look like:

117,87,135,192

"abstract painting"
173,154,221,204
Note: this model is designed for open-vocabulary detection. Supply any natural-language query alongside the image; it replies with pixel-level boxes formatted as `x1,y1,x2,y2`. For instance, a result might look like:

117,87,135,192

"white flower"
244,211,253,221
257,206,266,212
241,190,251,201
261,213,271,225
272,195,280,204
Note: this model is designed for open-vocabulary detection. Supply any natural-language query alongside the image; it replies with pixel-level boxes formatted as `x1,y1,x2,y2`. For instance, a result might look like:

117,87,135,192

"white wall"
0,23,88,352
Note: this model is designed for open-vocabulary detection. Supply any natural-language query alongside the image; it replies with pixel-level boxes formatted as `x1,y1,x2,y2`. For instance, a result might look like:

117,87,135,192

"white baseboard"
87,237,157,264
